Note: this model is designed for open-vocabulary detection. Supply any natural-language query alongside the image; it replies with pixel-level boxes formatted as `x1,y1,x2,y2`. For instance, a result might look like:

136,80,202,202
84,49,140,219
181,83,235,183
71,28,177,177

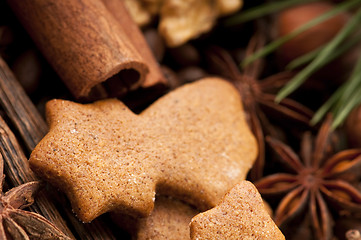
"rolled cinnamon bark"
102,0,166,89
7,0,160,99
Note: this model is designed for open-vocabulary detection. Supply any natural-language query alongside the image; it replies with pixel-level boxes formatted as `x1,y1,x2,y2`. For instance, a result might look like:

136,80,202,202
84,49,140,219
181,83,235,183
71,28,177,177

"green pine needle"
286,31,361,70
241,0,361,69
332,87,361,129
223,0,319,26
311,36,361,128
310,85,346,125
286,47,323,70
229,0,361,129
331,52,361,116
275,4,361,103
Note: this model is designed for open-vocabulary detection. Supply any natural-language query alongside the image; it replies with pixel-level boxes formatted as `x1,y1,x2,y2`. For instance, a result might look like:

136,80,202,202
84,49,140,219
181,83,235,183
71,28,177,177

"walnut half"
124,0,243,47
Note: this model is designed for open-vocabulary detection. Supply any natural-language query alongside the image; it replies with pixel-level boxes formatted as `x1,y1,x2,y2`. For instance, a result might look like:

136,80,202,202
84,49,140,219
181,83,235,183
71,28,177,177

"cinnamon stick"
101,0,167,88
6,0,151,99
0,57,119,239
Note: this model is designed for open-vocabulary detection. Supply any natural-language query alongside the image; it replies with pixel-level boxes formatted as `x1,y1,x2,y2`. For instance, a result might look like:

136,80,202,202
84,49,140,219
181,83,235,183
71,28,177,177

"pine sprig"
285,31,361,70
275,5,361,103
223,0,320,26
228,0,361,129
240,0,361,69
311,49,361,129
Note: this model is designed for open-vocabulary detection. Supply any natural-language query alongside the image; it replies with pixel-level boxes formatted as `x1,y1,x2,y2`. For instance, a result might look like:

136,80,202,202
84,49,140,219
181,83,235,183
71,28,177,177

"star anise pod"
0,154,71,239
255,115,361,240
205,28,314,180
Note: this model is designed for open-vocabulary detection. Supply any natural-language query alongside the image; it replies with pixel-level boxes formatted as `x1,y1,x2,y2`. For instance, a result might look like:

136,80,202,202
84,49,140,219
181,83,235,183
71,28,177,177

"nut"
125,0,243,47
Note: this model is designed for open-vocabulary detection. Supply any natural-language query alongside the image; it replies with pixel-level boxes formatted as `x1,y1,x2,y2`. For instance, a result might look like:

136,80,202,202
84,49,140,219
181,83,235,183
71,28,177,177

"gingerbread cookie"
29,78,257,222
190,181,285,240
113,195,199,240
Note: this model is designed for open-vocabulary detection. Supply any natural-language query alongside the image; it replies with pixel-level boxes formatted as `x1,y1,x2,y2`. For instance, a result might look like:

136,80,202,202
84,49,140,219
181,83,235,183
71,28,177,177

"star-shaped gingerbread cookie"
29,78,257,223
190,181,285,240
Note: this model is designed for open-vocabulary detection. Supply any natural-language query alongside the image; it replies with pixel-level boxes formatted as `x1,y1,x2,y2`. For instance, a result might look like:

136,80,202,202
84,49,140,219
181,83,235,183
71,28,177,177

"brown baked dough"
29,78,257,223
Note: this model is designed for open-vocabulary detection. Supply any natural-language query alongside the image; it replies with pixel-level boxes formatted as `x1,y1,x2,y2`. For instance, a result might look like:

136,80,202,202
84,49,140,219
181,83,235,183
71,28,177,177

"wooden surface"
7,0,150,99
0,58,47,152
0,57,120,239
0,116,75,238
